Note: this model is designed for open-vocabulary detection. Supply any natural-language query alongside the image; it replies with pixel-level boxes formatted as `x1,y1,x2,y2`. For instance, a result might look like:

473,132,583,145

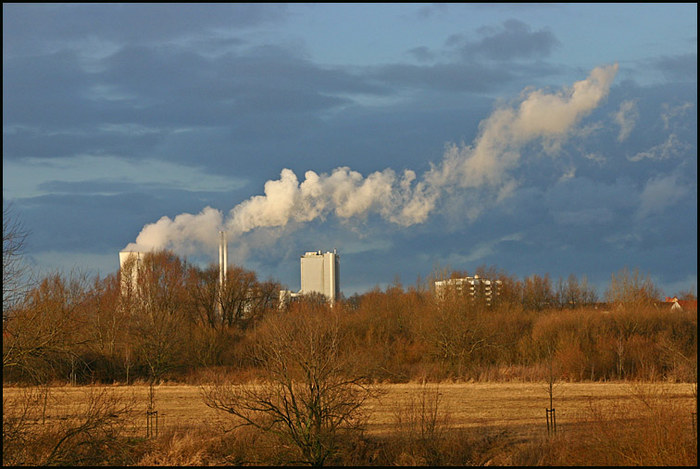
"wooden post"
146,409,159,438
546,408,556,436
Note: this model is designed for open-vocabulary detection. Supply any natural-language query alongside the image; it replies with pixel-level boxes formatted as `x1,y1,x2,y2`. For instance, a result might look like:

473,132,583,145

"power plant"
279,250,340,307
119,231,230,299
120,236,340,308
300,250,340,303
120,237,503,310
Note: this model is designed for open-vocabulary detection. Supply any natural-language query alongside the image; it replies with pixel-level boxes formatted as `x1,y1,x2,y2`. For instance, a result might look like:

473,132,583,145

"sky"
3,3,697,298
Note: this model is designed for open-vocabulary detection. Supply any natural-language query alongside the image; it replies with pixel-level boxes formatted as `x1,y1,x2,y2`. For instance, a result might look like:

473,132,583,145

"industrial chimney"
218,230,228,290
217,231,228,319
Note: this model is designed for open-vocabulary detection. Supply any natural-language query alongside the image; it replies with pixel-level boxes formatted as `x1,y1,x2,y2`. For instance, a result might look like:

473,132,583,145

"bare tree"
3,204,32,320
554,274,598,309
522,274,554,311
185,264,220,329
605,266,661,309
578,274,599,306
186,263,280,330
554,276,567,309
83,273,130,382
427,303,493,378
218,266,279,329
202,307,378,466
3,271,92,383
3,386,135,465
122,251,190,434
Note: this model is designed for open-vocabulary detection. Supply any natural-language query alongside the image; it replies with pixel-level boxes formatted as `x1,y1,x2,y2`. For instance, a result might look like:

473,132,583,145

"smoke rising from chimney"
124,64,618,257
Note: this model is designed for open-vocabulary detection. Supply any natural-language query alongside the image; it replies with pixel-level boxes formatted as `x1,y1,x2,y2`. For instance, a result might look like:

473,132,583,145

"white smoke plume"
124,206,223,254
225,167,438,234
124,64,618,257
426,63,618,189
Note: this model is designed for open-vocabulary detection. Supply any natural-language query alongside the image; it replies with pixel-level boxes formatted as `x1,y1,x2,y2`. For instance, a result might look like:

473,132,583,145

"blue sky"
3,3,697,297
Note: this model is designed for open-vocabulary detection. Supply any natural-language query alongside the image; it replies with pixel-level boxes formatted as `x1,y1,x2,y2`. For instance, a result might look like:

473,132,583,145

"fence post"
546,408,556,436
146,409,159,438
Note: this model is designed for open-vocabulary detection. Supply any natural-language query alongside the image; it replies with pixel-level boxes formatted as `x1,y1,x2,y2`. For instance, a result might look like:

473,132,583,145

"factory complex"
119,233,500,307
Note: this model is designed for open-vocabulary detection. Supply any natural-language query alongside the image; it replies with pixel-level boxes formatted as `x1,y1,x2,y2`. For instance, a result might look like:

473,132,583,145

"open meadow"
3,381,697,465
4,381,696,436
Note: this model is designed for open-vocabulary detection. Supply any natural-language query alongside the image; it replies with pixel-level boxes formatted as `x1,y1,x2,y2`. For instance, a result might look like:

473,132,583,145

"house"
663,297,697,312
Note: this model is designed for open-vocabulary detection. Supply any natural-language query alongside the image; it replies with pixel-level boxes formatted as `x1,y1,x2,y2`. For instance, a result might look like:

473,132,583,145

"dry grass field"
367,381,696,438
4,380,697,465
4,381,696,438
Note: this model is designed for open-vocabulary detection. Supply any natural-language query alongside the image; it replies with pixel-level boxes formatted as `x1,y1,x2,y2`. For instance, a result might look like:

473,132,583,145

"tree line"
3,208,696,465
3,246,696,385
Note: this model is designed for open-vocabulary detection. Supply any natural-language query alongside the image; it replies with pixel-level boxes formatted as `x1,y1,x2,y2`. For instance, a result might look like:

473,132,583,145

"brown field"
4,381,696,439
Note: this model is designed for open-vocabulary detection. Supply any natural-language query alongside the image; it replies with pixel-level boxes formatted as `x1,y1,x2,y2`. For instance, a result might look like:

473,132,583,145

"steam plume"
124,64,618,257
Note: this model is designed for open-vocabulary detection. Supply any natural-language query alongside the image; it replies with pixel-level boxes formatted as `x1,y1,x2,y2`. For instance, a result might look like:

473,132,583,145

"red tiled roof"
676,300,697,311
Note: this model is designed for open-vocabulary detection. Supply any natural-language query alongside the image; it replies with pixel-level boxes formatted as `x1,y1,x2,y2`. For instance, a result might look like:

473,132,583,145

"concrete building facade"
300,250,340,303
279,250,340,307
434,275,502,306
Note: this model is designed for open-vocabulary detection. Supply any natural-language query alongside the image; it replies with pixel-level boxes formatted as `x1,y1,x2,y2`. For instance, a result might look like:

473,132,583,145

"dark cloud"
651,53,698,82
36,179,172,195
407,46,436,63
3,4,287,55
17,192,162,253
3,40,390,172
2,51,96,127
95,44,388,118
2,125,165,160
368,62,515,93
15,185,251,254
3,5,696,297
449,19,560,61
414,4,450,20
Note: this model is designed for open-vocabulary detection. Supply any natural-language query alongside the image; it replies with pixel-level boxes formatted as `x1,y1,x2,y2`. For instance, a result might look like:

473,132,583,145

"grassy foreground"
3,380,697,465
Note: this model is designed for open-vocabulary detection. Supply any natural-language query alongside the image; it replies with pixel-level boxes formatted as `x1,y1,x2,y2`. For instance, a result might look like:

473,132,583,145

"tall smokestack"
217,231,228,320
219,230,227,289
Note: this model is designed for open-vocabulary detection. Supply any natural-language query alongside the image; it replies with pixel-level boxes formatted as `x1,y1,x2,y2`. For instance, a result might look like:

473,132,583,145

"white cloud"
613,99,638,142
583,152,606,165
557,167,576,183
628,133,688,162
661,102,694,131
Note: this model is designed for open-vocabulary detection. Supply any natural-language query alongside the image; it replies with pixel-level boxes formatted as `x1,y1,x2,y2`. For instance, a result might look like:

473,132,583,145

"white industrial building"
119,250,145,296
121,240,340,309
434,275,502,306
280,250,340,307
301,250,339,302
